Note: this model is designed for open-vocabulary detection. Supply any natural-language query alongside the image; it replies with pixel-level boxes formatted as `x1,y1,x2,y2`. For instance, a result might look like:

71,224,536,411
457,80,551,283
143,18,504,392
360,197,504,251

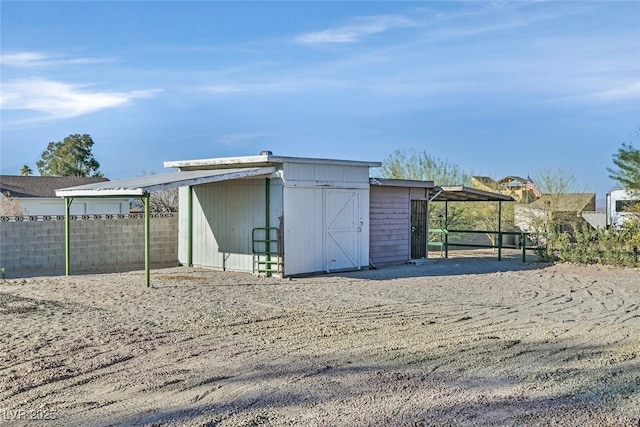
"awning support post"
187,186,193,267
143,193,150,287
444,201,449,258
497,201,503,261
64,197,73,276
265,178,271,269
425,189,429,259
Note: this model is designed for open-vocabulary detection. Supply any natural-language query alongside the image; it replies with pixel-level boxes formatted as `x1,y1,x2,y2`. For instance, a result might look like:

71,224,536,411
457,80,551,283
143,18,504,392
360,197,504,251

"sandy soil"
1,252,639,426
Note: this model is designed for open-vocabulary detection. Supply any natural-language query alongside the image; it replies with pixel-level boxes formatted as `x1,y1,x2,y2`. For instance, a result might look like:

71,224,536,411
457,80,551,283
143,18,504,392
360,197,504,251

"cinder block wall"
0,215,178,274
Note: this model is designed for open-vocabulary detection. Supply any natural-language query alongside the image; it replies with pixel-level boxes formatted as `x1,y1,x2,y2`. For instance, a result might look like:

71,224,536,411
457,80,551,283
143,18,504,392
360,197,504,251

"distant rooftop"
528,193,596,212
0,175,109,198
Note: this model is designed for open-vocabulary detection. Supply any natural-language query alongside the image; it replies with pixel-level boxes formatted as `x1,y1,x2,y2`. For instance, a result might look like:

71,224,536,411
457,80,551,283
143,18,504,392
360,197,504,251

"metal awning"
55,167,277,287
55,167,277,197
431,186,515,202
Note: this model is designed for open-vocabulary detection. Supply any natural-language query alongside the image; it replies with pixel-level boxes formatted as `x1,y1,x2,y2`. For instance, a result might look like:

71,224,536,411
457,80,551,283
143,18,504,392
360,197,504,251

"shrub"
533,224,639,268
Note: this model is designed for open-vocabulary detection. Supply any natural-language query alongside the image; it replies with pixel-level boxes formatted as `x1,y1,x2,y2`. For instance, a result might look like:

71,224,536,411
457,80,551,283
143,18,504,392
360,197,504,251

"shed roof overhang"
431,186,515,202
164,153,381,171
369,178,436,189
54,166,277,288
55,167,277,198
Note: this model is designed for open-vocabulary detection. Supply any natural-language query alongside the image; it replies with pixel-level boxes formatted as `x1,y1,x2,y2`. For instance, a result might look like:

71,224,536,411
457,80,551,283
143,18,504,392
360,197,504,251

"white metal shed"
165,152,381,276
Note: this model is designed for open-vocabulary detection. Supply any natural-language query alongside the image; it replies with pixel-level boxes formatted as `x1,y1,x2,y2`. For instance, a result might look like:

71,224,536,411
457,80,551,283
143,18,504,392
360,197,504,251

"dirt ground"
1,252,639,426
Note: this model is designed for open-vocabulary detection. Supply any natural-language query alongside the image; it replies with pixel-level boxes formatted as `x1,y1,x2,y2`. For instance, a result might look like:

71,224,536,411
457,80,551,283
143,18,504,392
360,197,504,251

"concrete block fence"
0,214,178,276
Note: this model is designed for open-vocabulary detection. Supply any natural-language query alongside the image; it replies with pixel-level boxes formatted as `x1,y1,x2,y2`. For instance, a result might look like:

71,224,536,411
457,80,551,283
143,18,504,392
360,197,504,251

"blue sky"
1,1,639,205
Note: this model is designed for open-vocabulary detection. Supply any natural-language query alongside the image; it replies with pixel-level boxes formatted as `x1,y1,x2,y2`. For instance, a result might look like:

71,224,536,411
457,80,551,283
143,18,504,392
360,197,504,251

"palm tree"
20,165,33,176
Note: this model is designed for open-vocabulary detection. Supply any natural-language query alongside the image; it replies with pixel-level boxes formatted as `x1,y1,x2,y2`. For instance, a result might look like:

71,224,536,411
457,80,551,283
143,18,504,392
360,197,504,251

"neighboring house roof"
527,193,596,213
0,175,109,198
471,176,495,184
496,176,527,187
471,176,529,193
470,176,496,188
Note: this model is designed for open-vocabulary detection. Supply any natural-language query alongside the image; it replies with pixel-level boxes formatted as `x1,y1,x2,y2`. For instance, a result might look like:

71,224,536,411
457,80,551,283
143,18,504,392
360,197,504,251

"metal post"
265,178,271,276
64,197,73,276
444,201,449,258
144,193,150,287
425,189,429,259
187,186,193,267
498,201,502,261
521,232,527,262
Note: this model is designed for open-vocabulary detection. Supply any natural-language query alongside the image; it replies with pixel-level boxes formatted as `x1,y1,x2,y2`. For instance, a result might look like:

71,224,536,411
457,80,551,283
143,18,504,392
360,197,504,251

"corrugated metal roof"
55,167,277,197
432,186,515,202
369,178,436,188
370,179,513,201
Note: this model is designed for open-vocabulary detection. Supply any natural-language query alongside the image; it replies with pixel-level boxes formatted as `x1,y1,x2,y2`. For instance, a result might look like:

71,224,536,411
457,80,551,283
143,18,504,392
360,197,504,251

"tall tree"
36,134,103,177
533,167,577,195
131,172,179,213
381,149,478,236
20,165,33,176
0,192,25,216
608,140,640,191
381,149,472,185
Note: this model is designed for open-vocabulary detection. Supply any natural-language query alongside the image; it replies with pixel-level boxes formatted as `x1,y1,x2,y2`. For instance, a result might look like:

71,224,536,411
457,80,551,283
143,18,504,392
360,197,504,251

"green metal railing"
252,227,281,276
427,228,534,262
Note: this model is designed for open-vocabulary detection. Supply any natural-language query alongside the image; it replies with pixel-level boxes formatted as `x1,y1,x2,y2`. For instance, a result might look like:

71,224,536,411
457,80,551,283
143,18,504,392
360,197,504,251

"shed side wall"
369,186,411,267
178,179,283,272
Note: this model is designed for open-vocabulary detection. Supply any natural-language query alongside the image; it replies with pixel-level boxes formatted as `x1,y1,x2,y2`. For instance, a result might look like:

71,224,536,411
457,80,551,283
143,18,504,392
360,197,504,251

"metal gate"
411,200,427,259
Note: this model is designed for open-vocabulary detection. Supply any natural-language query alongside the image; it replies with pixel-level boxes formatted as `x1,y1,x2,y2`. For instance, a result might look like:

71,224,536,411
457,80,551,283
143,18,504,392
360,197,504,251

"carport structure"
368,180,515,268
55,167,277,287
427,186,517,260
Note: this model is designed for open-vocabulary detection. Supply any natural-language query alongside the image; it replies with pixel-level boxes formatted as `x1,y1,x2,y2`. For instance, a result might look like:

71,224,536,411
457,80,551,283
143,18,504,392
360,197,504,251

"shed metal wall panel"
178,179,283,272
369,186,411,267
283,163,370,186
410,187,430,200
282,187,324,275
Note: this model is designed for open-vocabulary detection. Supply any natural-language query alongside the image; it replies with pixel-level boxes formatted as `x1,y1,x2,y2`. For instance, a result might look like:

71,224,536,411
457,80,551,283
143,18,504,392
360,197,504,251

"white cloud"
205,85,248,94
0,78,162,121
0,51,112,67
295,14,415,44
0,52,50,67
590,81,640,102
203,78,344,95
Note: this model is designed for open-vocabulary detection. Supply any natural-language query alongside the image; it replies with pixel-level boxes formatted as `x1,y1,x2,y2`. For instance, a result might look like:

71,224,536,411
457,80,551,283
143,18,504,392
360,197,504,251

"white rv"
606,189,640,227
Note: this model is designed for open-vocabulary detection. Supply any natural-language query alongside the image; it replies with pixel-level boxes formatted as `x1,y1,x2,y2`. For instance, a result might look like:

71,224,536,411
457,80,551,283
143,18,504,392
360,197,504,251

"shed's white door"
324,189,361,272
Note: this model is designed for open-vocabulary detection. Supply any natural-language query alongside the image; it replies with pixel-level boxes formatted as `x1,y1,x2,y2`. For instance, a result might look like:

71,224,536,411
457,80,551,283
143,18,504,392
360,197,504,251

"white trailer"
606,189,640,228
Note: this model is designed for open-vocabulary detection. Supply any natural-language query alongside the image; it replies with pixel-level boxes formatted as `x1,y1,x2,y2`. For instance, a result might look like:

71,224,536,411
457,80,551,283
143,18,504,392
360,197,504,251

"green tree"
130,172,179,213
20,165,33,176
36,134,102,177
534,167,577,195
381,149,472,185
0,191,25,216
608,140,640,191
381,149,479,239
517,168,583,237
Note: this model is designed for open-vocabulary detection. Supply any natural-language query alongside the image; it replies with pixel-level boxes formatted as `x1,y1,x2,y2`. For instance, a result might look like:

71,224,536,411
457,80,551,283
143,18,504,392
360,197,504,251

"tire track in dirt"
1,262,639,425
